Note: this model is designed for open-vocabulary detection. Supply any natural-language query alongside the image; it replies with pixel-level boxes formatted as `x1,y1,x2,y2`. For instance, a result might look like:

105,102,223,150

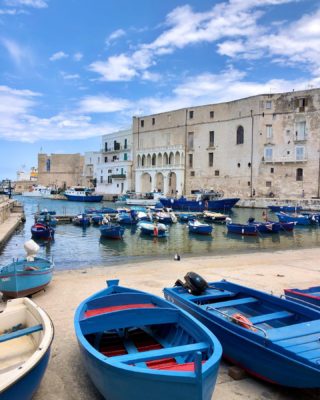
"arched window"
142,155,146,167
152,154,156,166
236,126,244,145
296,168,303,181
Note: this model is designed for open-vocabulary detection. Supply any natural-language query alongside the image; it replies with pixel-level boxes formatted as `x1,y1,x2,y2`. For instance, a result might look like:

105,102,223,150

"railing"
102,145,131,153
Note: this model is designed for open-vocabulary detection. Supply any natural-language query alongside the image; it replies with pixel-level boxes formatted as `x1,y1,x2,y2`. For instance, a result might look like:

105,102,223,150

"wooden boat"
99,224,125,240
0,297,54,399
203,211,227,223
31,223,54,240
247,218,281,233
164,275,320,388
0,257,53,298
188,220,213,235
74,279,222,400
177,213,197,222
226,222,257,236
267,220,295,232
91,214,103,225
117,212,138,225
138,221,168,237
268,205,302,213
284,286,320,310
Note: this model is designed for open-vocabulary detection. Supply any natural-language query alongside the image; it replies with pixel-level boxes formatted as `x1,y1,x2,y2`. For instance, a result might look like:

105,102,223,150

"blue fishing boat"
178,213,197,222
73,214,91,227
99,224,125,240
64,187,103,202
74,279,222,400
91,214,103,225
138,221,168,237
164,274,320,388
268,205,302,213
85,207,117,214
0,297,54,400
226,222,258,236
117,211,138,225
276,212,311,226
247,218,281,233
267,220,295,232
160,191,239,212
31,223,54,240
284,286,320,310
188,220,213,235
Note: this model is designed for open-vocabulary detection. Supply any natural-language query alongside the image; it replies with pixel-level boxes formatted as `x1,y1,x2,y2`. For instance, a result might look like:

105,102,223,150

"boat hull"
31,224,54,240
99,225,125,239
268,206,302,213
276,212,310,225
164,281,320,388
227,223,257,236
284,287,320,309
65,194,103,202
188,223,212,235
160,197,239,212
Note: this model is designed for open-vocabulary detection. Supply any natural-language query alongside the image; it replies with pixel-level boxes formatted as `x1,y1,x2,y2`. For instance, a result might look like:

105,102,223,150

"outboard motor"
174,272,209,295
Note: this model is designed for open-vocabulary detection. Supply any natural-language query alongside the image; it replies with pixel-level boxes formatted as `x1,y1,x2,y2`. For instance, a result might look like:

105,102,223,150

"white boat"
126,192,163,206
22,185,52,197
0,297,54,399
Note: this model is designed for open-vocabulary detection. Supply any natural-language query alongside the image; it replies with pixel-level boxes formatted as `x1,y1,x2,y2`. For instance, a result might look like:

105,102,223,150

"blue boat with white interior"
0,297,54,400
164,274,320,388
99,224,125,240
64,187,103,202
188,220,213,235
74,279,222,400
276,212,311,226
226,222,258,236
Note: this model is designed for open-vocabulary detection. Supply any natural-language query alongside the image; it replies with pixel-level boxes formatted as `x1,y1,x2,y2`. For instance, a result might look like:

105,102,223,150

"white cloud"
73,52,83,62
1,38,33,67
49,51,68,62
89,54,138,81
3,0,48,8
105,29,126,46
60,72,80,80
78,95,131,113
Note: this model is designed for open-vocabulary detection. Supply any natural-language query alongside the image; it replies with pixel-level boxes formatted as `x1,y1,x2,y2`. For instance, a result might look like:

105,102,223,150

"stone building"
132,88,320,198
37,153,84,189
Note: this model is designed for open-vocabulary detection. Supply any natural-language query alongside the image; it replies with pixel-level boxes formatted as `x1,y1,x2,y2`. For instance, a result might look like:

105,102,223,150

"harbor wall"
0,196,25,248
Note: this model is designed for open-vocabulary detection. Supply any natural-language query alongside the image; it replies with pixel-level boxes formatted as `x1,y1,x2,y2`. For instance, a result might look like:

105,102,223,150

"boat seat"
210,297,258,309
85,303,156,318
269,320,320,341
0,324,43,343
187,290,235,303
249,311,293,325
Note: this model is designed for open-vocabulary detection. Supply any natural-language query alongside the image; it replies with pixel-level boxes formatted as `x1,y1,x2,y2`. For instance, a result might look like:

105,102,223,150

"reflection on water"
0,196,319,270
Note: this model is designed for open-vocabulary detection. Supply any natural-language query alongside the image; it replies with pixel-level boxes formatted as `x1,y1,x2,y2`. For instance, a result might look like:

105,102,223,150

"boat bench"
190,290,235,303
249,311,293,325
0,324,43,343
209,297,258,309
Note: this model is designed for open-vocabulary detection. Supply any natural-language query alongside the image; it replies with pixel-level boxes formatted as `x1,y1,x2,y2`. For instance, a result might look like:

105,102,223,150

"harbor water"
0,196,320,271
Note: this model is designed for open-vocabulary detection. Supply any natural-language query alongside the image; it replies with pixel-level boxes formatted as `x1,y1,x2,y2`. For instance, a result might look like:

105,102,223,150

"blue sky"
0,0,319,179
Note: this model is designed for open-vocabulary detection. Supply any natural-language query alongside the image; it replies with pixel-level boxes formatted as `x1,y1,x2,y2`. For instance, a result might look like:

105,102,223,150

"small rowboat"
164,275,320,388
188,220,213,235
99,224,125,240
0,297,54,400
226,222,257,236
203,211,227,223
72,214,91,227
31,223,54,240
138,221,168,237
268,205,302,213
284,286,320,310
74,280,222,400
276,212,310,226
247,218,281,233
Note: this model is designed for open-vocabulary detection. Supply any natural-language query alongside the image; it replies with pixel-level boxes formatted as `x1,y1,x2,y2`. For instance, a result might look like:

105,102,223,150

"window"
264,147,273,161
98,157,100,163
266,101,272,109
236,126,244,145
209,131,214,147
140,119,144,127
237,163,241,168
296,168,303,181
190,171,195,176
188,154,193,168
266,181,272,187
152,117,155,125
188,132,194,149
124,153,128,161
100,176,103,183
271,167,274,173
209,152,213,167
215,170,219,176
104,156,108,162
152,154,156,166
247,181,251,186
210,111,214,119
104,143,108,151
296,121,306,140
295,146,305,161
124,139,127,149
108,176,112,184
46,159,50,172
266,125,273,139
189,110,194,119
114,141,120,150
108,169,112,173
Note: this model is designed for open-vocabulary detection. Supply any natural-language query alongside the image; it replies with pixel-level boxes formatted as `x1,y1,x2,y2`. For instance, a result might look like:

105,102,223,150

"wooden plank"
212,297,257,309
0,324,43,343
250,311,293,325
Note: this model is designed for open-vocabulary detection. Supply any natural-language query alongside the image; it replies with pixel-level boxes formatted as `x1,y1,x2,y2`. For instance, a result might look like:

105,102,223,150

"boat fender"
184,272,209,295
231,313,256,331
153,226,158,236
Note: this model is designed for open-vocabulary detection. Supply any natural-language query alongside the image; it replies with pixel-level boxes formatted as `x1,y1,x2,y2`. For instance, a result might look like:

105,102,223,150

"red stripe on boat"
85,303,156,317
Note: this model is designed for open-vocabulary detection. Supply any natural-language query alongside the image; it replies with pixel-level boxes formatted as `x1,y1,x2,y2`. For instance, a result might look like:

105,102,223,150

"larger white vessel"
22,185,52,197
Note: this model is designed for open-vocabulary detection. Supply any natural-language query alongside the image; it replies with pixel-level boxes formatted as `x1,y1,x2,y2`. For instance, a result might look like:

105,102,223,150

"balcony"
110,174,126,179
102,145,131,153
263,156,307,164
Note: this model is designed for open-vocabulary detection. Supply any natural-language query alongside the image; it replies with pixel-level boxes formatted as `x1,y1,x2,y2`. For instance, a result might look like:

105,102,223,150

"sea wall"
0,196,25,248
237,197,320,211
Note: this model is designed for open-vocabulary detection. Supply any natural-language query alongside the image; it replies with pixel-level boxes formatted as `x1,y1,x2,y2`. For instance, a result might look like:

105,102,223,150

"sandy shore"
22,248,320,399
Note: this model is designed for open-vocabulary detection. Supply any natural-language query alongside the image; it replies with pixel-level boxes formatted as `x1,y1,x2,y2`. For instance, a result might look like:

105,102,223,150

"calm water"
0,196,319,271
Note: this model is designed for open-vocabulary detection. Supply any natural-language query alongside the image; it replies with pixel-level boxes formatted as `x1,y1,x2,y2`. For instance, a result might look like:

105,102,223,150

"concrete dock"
23,247,320,400
0,197,25,249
